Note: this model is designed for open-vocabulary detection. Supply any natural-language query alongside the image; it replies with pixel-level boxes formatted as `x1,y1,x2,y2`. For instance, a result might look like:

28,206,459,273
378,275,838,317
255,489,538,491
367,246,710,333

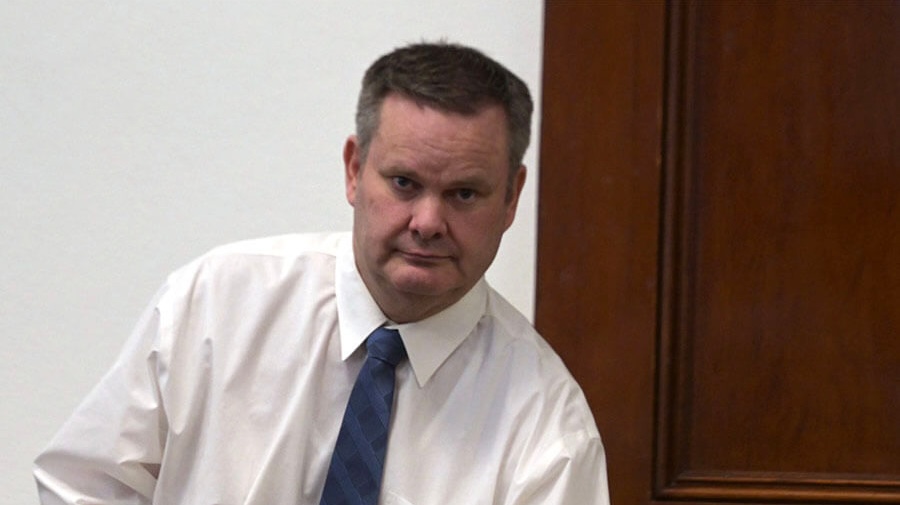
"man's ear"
343,135,361,206
504,165,527,230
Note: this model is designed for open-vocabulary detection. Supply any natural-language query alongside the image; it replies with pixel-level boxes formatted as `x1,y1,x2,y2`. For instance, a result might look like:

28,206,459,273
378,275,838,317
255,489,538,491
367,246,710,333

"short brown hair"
355,42,533,178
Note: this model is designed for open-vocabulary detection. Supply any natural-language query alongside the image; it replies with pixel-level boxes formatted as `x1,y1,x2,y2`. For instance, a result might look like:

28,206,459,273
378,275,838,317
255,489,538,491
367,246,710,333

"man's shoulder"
482,286,540,347
481,288,565,374
161,232,349,294
204,231,349,260
478,286,601,438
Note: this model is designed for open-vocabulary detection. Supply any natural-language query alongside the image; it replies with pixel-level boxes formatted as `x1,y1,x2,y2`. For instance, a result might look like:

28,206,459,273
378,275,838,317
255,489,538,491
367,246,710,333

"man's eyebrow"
449,174,492,189
380,164,415,175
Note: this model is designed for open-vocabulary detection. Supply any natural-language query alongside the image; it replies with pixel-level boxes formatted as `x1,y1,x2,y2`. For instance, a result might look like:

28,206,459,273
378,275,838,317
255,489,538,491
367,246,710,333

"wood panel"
538,1,900,504
537,3,665,505
656,2,900,502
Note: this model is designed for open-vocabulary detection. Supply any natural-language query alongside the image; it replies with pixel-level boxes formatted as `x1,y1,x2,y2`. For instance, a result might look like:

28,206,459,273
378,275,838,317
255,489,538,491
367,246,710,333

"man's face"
344,93,526,323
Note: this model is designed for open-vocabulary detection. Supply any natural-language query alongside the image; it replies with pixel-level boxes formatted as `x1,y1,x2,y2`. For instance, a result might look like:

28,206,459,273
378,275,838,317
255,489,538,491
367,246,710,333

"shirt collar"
335,233,487,387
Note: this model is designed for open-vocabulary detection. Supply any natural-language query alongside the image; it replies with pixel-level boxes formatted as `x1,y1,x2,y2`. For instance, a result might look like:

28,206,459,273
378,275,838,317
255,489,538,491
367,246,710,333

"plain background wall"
0,2,543,502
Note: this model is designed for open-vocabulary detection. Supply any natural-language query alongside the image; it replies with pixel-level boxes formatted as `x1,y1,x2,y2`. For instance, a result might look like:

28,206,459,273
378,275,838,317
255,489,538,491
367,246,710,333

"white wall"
0,2,543,502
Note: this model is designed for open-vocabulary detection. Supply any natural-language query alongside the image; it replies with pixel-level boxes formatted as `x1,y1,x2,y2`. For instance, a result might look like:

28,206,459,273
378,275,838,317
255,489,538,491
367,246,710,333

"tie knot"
366,327,407,366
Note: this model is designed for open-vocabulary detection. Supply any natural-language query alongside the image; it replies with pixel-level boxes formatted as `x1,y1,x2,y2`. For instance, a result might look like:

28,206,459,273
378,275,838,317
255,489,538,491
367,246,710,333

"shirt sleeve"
505,430,611,505
33,286,169,505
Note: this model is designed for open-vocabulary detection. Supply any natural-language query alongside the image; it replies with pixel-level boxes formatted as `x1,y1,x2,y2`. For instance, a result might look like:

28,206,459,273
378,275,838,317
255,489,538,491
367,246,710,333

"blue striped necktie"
319,327,407,505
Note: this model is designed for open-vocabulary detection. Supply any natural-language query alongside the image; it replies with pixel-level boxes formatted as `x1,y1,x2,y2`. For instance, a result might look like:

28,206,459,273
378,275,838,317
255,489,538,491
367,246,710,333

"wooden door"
536,2,900,505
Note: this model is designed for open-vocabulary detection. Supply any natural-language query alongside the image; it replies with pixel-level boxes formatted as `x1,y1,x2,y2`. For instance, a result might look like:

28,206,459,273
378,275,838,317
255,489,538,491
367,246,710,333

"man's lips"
397,250,453,263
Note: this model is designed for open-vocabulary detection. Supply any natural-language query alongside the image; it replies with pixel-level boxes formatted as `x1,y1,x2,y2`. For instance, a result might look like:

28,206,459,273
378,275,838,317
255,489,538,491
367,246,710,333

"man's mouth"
398,250,452,264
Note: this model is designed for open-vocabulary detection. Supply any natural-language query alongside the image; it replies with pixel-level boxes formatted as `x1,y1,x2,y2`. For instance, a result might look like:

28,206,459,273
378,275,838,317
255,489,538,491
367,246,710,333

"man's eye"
457,188,476,201
392,176,413,189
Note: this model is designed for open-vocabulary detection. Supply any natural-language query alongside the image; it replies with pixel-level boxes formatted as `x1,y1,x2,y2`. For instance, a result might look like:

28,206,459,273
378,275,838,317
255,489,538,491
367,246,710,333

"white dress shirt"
34,232,609,505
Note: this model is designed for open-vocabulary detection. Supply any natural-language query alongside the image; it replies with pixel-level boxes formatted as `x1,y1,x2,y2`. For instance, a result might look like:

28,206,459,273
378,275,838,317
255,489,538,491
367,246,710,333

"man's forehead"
375,95,508,144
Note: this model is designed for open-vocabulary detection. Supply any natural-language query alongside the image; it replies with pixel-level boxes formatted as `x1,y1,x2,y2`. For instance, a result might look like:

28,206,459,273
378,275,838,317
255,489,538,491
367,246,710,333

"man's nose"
409,196,448,241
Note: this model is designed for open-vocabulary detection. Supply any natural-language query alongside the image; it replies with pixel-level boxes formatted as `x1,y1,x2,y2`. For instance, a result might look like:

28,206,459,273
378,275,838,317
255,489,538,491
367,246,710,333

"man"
35,42,610,504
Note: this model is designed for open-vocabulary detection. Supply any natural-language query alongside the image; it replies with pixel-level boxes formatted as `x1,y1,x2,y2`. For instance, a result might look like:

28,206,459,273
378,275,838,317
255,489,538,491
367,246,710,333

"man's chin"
388,269,458,298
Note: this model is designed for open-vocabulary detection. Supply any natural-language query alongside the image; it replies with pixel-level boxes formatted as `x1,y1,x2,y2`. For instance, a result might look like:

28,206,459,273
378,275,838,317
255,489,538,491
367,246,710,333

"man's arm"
34,292,167,505
506,431,610,505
